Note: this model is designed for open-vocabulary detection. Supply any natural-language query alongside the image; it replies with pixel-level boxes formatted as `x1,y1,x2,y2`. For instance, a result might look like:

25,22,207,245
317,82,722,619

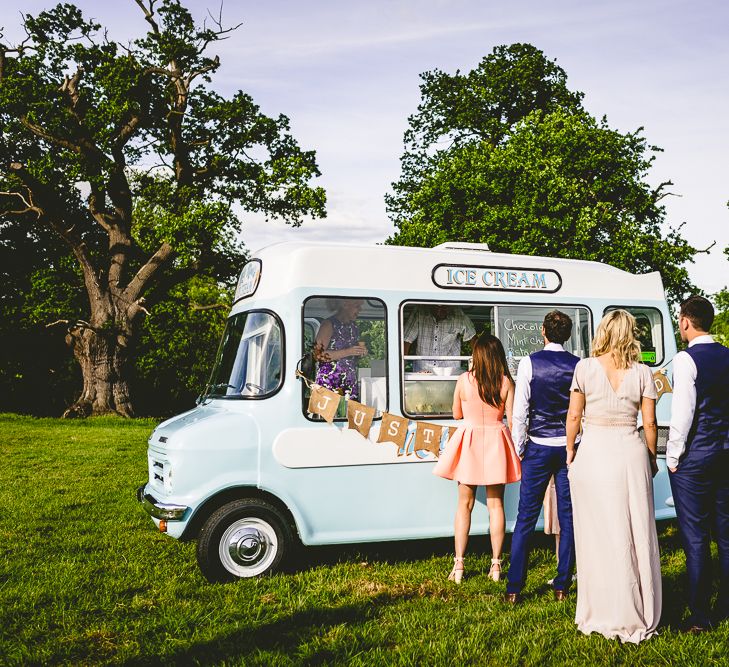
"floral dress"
315,318,360,399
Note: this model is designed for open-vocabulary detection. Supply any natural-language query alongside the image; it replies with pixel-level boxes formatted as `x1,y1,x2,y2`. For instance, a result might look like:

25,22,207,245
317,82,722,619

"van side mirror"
297,352,316,381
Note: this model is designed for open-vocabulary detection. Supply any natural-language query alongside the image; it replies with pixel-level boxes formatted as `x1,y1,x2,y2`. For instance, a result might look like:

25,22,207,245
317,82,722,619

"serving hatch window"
604,306,664,366
400,302,591,418
302,296,387,420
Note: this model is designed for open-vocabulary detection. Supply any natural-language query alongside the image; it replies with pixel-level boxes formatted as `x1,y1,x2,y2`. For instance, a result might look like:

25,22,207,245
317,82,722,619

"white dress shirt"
511,342,580,457
666,334,715,469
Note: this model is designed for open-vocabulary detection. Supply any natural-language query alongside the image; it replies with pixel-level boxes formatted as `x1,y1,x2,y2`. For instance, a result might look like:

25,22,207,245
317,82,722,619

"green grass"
0,414,727,666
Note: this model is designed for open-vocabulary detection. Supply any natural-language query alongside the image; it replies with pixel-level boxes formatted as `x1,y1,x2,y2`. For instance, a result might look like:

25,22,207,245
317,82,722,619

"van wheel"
196,499,293,582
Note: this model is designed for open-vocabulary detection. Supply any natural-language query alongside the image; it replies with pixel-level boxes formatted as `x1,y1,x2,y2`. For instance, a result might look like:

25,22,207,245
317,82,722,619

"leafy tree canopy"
386,43,698,306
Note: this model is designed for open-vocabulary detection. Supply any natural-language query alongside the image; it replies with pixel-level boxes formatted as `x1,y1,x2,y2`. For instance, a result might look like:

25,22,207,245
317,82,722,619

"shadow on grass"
288,520,701,631
291,531,526,572
290,520,685,574
125,594,400,666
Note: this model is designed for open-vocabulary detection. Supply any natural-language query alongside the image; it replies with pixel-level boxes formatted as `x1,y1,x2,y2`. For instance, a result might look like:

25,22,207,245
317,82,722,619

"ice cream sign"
432,264,562,293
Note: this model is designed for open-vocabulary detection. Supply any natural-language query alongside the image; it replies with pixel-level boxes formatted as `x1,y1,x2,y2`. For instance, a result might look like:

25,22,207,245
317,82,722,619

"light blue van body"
140,242,677,571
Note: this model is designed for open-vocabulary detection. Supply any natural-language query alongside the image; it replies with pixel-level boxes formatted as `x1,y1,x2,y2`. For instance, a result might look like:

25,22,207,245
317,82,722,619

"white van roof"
247,241,666,302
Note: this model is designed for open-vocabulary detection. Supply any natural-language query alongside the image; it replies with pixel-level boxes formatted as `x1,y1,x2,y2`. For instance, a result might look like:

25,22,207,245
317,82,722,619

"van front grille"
148,455,167,490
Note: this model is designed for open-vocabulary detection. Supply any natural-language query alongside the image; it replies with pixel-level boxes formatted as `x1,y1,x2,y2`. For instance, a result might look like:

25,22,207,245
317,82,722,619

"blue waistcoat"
528,349,580,439
684,342,729,456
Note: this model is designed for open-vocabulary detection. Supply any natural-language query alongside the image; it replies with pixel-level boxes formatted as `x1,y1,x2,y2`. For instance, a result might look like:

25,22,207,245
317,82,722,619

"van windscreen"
203,310,283,399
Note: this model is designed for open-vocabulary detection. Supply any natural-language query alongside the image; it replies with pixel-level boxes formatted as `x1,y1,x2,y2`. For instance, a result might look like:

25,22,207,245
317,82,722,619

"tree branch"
123,241,174,303
20,117,82,153
114,113,142,146
190,302,229,311
0,25,34,82
134,0,161,34
59,69,85,122
185,55,220,87
0,188,40,216
696,240,717,255
8,162,104,305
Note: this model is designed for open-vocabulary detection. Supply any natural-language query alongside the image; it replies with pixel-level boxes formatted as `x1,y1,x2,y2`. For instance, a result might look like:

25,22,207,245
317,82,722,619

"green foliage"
0,217,83,414
387,44,697,306
711,287,729,347
357,319,386,367
134,276,231,414
2,415,728,665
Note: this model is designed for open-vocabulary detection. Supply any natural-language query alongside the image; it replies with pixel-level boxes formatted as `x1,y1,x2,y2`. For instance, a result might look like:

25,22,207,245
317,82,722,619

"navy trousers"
506,440,576,594
669,450,729,626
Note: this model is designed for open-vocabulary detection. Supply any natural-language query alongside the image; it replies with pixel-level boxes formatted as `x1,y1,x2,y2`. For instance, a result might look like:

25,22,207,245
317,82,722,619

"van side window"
401,302,592,418
302,297,387,420
604,306,664,366
401,302,490,418
495,305,591,371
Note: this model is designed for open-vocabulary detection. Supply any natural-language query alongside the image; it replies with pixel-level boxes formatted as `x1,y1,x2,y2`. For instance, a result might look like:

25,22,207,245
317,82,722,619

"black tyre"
196,498,294,582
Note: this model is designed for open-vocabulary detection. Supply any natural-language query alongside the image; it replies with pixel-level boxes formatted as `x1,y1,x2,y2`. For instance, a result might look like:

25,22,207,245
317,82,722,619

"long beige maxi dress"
568,358,662,643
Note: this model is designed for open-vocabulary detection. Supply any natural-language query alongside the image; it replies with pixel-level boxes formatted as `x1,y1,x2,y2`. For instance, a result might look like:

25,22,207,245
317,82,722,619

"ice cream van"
137,241,677,581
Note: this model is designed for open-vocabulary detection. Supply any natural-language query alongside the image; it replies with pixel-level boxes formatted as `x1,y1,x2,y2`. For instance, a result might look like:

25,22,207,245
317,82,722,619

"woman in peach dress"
433,333,522,583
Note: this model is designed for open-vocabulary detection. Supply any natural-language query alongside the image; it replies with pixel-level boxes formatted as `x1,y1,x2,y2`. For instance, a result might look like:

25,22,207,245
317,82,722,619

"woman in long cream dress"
566,310,661,643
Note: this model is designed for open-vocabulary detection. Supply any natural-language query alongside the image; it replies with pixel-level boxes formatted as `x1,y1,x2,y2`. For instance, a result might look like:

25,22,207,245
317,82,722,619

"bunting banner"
307,384,340,423
347,399,376,437
414,421,445,458
297,370,447,459
653,369,672,401
376,411,409,448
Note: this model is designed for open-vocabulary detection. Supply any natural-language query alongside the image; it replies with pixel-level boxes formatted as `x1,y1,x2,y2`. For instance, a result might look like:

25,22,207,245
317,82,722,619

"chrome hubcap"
229,526,267,565
219,518,278,577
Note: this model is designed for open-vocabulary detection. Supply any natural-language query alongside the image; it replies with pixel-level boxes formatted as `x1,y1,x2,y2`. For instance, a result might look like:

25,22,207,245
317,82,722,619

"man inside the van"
403,305,477,372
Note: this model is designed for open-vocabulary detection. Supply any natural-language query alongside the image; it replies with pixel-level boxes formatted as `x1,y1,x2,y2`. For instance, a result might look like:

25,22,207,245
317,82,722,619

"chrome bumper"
137,484,189,521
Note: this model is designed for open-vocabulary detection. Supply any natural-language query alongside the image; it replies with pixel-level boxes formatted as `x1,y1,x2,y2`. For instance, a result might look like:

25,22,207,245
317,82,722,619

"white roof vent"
432,242,491,252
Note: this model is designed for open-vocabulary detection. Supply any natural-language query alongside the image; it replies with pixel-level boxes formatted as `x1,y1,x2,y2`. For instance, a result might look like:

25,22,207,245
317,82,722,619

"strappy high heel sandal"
489,558,502,582
448,556,465,584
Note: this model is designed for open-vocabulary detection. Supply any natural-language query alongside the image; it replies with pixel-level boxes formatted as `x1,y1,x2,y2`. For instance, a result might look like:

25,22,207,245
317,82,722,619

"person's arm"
565,390,585,466
641,395,659,477
566,361,585,465
458,310,477,350
314,320,366,361
504,378,515,431
665,351,697,472
452,375,464,420
511,356,532,457
402,310,419,347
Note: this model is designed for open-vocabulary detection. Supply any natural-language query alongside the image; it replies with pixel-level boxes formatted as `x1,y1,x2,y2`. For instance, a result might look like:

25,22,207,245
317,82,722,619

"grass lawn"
0,414,727,666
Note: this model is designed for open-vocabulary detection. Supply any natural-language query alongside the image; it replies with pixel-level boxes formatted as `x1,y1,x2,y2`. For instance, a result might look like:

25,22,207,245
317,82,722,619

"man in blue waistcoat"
667,295,729,632
505,310,580,603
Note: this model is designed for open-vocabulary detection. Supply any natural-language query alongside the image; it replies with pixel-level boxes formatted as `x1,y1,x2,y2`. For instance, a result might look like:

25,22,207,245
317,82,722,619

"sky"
6,0,729,293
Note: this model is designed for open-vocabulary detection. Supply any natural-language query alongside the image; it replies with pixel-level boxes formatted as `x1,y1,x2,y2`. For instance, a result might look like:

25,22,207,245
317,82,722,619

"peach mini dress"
433,373,521,486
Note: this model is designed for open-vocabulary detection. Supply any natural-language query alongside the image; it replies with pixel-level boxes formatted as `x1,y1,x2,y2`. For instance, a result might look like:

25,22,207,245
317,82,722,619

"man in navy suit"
505,310,580,603
667,295,729,632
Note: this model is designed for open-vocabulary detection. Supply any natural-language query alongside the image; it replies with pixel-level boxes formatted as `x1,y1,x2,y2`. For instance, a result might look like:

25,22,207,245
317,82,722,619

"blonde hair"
591,310,641,369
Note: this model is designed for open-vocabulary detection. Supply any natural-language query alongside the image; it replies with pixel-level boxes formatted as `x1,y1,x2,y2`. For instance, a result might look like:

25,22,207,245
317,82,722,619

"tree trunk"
63,324,135,417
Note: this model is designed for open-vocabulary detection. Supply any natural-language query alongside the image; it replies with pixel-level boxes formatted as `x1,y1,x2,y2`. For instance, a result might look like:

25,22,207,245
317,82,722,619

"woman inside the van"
433,333,522,583
314,298,368,400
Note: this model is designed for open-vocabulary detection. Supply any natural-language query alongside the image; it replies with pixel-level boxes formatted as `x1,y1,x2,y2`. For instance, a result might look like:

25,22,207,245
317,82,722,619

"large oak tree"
0,1,325,416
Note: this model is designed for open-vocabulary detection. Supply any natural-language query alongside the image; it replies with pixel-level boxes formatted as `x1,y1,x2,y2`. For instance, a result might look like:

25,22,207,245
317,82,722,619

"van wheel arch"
181,487,300,543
